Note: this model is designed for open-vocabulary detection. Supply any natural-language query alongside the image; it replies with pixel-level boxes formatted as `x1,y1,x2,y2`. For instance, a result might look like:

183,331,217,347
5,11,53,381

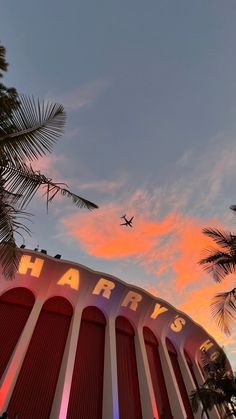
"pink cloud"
61,79,111,111
62,205,178,259
61,201,216,292
31,155,67,180
78,178,125,193
61,190,236,367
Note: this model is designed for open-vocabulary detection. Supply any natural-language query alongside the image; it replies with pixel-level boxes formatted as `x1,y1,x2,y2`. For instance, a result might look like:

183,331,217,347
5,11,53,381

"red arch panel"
67,306,106,419
166,339,193,419
7,297,73,419
184,350,199,389
0,288,35,381
143,328,172,419
116,316,142,419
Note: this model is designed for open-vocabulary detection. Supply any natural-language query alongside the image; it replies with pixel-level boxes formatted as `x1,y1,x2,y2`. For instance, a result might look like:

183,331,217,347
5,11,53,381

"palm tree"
199,207,236,334
0,44,19,121
0,45,98,279
190,349,236,418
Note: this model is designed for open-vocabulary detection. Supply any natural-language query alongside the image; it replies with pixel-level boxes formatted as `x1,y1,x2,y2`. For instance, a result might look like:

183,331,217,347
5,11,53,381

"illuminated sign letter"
18,255,44,278
171,316,186,332
200,339,213,352
92,278,115,299
57,268,80,290
150,303,168,319
121,291,142,311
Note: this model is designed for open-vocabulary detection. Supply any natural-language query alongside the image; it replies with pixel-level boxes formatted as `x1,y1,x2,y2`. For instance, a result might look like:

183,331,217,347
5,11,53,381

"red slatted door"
116,316,142,419
66,306,106,419
166,339,193,419
144,328,172,419
0,288,35,381
7,297,73,419
184,351,199,389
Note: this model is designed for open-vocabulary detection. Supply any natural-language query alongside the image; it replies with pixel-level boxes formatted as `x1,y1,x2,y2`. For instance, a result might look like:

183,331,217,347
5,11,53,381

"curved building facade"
0,249,226,418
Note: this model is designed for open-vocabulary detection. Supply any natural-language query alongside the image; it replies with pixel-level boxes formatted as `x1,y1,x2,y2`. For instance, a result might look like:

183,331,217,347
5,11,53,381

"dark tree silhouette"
199,206,236,334
190,349,236,418
0,43,98,279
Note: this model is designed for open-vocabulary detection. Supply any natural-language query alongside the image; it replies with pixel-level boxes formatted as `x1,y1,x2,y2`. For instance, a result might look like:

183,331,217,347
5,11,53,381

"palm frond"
190,387,221,414
0,95,66,165
202,228,236,250
1,162,98,210
0,200,31,279
190,389,201,413
230,205,236,214
47,184,98,210
199,249,231,265
199,249,236,282
0,240,18,280
211,289,236,335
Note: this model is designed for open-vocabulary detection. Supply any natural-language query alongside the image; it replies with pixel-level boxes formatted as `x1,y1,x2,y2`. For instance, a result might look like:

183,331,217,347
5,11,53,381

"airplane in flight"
120,215,134,227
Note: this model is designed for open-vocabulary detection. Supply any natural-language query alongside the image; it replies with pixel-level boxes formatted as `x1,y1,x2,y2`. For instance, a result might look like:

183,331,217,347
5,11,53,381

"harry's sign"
17,254,216,355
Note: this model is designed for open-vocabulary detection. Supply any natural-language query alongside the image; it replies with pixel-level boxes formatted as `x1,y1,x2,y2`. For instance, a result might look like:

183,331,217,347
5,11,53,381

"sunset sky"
1,0,236,368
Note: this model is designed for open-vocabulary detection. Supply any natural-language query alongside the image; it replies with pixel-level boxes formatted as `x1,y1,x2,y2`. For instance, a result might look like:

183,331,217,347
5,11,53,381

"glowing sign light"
16,254,216,351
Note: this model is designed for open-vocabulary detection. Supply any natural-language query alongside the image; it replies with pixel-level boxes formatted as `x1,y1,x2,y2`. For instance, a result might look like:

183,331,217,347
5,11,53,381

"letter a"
57,268,80,290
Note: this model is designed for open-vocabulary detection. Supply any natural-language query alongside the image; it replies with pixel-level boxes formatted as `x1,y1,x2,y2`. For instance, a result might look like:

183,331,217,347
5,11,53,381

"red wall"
144,327,172,418
67,306,106,419
116,316,142,419
7,297,73,419
0,288,35,381
166,339,193,419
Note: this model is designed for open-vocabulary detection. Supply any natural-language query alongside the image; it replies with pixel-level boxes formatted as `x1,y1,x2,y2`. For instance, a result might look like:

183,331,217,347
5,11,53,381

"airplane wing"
120,223,128,226
129,216,134,222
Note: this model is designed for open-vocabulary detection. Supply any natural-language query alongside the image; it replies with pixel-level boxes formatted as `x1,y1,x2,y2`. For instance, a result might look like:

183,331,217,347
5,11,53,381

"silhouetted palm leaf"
0,196,31,279
0,95,66,165
0,92,98,278
1,162,98,210
210,288,236,335
199,248,236,282
190,387,220,415
190,349,236,418
202,228,236,250
230,205,236,213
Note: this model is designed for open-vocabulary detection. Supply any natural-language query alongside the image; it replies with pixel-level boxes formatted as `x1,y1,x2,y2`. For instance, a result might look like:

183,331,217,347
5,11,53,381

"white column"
0,299,43,412
135,328,159,419
49,306,83,419
177,349,202,419
158,339,187,418
102,317,119,419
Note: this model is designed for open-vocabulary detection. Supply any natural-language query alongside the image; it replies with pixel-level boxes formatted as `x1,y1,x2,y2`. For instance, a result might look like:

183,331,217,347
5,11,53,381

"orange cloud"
178,278,234,343
62,198,236,368
62,203,216,291
171,218,215,289
62,205,178,259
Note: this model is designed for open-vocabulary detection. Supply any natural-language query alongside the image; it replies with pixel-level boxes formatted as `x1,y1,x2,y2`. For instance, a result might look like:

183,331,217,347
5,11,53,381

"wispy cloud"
61,78,112,111
78,178,125,193
61,201,213,289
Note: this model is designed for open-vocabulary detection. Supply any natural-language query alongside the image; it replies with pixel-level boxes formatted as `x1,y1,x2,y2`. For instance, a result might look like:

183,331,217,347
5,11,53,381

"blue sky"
1,0,236,367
